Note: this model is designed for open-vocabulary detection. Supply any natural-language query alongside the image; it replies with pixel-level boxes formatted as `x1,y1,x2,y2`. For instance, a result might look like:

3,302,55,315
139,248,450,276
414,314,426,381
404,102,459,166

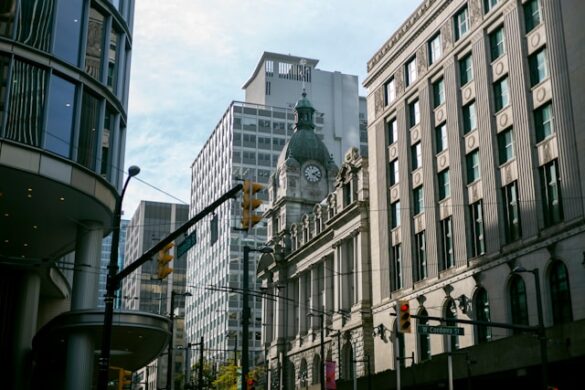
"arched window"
549,261,573,324
287,360,296,390
444,299,459,351
299,359,308,387
509,274,529,332
312,354,321,385
418,308,431,361
474,287,492,343
342,342,354,380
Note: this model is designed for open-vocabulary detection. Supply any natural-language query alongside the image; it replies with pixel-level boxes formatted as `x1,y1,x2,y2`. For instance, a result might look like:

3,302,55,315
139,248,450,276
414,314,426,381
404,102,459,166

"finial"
302,88,307,98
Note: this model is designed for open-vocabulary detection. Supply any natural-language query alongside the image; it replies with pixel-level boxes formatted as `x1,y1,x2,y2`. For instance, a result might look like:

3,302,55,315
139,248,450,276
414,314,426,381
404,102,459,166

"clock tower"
265,91,338,249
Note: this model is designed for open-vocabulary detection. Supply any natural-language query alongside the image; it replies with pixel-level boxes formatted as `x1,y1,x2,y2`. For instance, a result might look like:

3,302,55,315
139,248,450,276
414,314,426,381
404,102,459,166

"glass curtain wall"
16,0,55,52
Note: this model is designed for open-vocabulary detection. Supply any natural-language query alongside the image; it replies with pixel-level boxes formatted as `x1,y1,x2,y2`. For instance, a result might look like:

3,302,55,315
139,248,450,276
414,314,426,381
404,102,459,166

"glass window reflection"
101,107,116,178
0,0,17,38
78,91,101,170
17,0,55,52
0,55,9,134
85,7,105,81
45,75,76,158
53,0,83,65
107,30,119,92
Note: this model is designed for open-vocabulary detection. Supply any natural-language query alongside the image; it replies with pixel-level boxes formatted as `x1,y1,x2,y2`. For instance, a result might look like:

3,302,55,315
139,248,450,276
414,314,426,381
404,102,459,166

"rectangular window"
391,201,401,229
529,48,549,87
497,128,515,165
438,169,450,200
78,91,101,170
502,181,521,243
469,201,486,257
454,6,469,41
524,0,541,32
433,78,445,108
494,77,510,111
463,102,477,134
385,78,396,105
484,0,499,13
429,33,442,65
414,231,427,281
409,100,420,128
540,160,563,227
440,217,454,270
84,8,105,81
391,244,402,291
389,159,399,186
466,150,480,184
413,186,424,215
387,118,398,144
459,53,473,85
534,103,553,142
405,57,417,87
45,74,76,158
435,123,448,153
412,142,422,170
265,81,271,95
489,27,506,61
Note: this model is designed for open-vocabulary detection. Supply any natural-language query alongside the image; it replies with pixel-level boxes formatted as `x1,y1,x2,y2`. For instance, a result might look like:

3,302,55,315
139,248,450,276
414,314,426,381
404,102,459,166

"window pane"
433,78,445,108
497,128,514,165
385,78,396,105
413,186,424,215
85,8,106,81
439,170,450,200
53,0,84,65
524,0,541,33
475,288,492,342
412,142,422,170
389,159,399,186
107,30,121,92
16,0,54,52
391,201,400,228
0,0,17,38
529,49,548,87
78,91,101,170
0,55,8,132
463,102,477,134
387,119,398,144
406,58,417,86
45,75,76,158
490,27,506,61
101,107,116,178
459,54,473,85
429,34,442,65
494,78,509,111
534,104,553,142
503,182,521,242
454,7,469,41
466,150,480,184
409,100,420,127
549,262,573,324
441,217,454,269
435,123,447,153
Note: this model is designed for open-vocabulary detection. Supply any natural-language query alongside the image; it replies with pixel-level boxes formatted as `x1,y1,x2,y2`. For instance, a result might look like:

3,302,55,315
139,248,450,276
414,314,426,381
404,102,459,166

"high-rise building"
364,0,585,388
185,53,366,367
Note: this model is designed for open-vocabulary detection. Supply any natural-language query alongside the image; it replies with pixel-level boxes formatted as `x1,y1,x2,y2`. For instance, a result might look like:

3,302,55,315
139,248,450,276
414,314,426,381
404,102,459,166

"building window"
454,6,469,41
474,288,492,343
445,299,459,350
502,181,521,243
414,231,427,281
391,244,402,291
549,261,573,325
389,159,399,186
405,57,417,87
440,217,454,270
78,91,101,170
438,169,450,200
509,275,529,333
524,0,542,33
409,99,420,128
387,118,398,144
459,53,473,85
418,309,431,361
433,78,445,108
534,103,553,142
428,33,442,65
489,26,506,61
84,8,106,81
413,186,424,215
497,128,515,165
484,0,499,13
45,75,76,158
435,123,448,153
412,142,422,170
385,78,396,105
493,77,510,111
265,81,271,95
529,49,549,87
540,159,563,227
469,200,485,257
466,150,480,184
391,201,401,229
53,0,84,66
463,103,477,135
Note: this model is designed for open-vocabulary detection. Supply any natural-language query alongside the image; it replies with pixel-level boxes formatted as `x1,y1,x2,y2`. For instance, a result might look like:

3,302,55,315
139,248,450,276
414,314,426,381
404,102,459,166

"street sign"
177,230,197,258
418,325,464,336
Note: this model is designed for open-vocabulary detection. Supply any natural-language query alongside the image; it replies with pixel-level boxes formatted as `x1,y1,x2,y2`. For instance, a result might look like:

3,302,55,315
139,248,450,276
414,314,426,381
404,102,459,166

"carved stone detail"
416,47,427,75
374,87,385,118
395,69,404,96
441,22,453,53
469,0,483,27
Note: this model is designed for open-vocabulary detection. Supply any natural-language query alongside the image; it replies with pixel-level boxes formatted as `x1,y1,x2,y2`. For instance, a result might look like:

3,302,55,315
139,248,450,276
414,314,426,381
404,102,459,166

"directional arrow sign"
418,325,464,336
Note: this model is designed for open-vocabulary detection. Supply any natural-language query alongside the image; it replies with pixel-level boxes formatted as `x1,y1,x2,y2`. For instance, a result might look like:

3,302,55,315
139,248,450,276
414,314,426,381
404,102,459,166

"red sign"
325,361,336,389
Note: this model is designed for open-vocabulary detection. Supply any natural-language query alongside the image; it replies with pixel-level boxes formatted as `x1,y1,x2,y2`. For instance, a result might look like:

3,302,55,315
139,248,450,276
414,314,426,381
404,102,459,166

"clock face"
304,164,322,183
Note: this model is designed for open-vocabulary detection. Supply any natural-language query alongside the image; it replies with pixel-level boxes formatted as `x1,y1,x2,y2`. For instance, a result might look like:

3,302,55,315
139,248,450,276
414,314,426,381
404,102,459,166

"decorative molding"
374,87,385,118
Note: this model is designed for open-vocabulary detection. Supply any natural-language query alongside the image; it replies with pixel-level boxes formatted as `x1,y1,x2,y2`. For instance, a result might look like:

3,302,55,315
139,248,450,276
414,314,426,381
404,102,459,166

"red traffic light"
400,303,409,312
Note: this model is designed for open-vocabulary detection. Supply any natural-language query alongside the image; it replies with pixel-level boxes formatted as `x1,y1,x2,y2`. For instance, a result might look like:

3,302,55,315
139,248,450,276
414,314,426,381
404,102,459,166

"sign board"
418,325,464,336
176,230,197,258
325,361,336,389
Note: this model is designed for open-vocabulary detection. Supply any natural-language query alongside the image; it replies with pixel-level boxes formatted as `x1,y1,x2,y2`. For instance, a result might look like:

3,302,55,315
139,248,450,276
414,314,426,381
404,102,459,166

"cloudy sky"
122,0,421,216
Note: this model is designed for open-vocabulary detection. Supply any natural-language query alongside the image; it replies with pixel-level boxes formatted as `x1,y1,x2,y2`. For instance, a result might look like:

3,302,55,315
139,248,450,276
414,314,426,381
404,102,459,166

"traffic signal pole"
97,184,243,390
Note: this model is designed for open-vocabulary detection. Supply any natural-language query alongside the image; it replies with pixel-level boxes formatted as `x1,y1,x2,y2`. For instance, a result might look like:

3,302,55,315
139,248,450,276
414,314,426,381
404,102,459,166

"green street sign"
418,325,464,336
177,230,197,258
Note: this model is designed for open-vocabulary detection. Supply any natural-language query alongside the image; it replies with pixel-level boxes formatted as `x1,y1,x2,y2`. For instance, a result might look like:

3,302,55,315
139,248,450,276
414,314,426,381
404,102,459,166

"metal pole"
234,334,238,364
167,291,176,390
395,331,401,390
145,364,149,390
198,336,204,390
533,270,549,390
320,315,325,390
242,246,251,390
185,343,191,389
352,358,357,390
447,352,453,390
367,354,372,390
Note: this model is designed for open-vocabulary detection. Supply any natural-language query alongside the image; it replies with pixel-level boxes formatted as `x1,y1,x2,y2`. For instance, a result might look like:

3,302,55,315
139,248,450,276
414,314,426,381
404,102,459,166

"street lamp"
512,266,548,390
241,245,273,390
168,290,193,390
97,165,140,390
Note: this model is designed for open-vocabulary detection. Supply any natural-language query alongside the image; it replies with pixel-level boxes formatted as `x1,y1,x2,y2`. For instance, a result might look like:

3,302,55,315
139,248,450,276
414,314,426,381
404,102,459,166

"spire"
294,90,315,132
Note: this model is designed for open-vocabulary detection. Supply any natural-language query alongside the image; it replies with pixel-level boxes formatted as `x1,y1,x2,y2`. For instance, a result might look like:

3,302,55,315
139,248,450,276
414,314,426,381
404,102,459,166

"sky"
122,0,422,217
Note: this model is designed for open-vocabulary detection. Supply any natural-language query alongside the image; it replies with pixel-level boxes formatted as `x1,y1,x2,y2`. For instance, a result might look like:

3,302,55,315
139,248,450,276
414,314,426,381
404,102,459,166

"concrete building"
364,0,585,388
185,53,367,370
258,90,372,389
121,201,190,389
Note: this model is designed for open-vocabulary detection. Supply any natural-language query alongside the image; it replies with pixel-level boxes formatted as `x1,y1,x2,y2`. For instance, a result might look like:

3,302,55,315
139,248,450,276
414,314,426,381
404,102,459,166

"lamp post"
308,312,325,390
513,266,548,390
242,246,273,390
168,290,193,390
97,165,140,390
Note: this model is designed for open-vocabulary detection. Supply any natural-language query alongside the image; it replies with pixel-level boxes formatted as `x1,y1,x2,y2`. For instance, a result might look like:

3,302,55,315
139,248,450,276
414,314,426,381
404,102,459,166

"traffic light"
156,242,174,279
117,368,132,390
398,300,411,333
241,180,264,230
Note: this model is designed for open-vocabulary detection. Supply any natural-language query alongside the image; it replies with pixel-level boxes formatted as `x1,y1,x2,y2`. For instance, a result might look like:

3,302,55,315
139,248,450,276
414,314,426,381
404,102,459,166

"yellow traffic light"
241,180,264,230
157,242,174,279
118,368,132,390
398,300,411,333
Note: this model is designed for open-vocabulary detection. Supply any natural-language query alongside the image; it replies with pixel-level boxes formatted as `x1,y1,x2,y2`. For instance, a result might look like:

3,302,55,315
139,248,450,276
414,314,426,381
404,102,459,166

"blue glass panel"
45,75,76,158
16,0,55,52
53,0,84,65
